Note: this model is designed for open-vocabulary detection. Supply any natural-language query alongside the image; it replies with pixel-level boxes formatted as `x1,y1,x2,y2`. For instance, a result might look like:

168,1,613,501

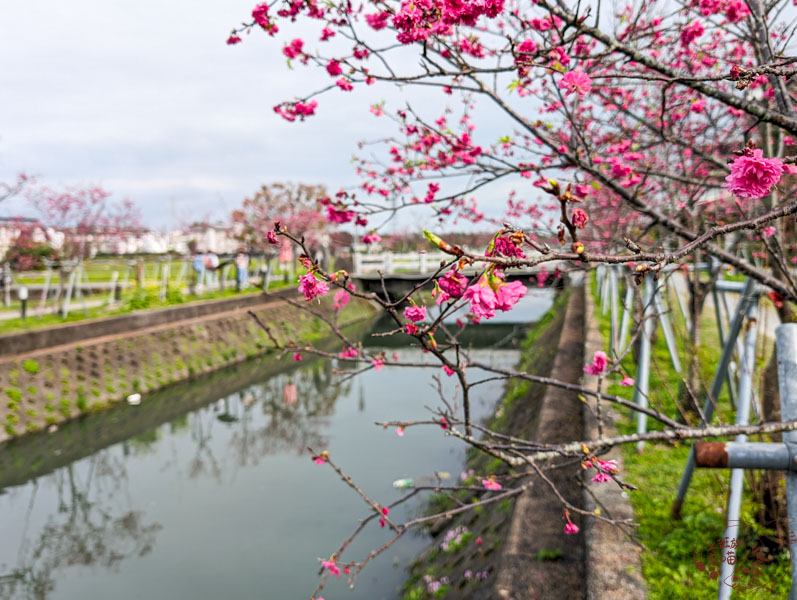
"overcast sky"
0,0,411,228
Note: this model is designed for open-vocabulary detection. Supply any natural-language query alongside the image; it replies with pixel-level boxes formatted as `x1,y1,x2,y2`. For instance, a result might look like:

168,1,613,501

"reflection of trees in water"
225,359,350,469
0,452,161,600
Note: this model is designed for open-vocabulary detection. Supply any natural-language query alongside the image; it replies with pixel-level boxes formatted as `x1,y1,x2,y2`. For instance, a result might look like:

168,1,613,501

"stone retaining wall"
0,295,375,442
0,290,294,357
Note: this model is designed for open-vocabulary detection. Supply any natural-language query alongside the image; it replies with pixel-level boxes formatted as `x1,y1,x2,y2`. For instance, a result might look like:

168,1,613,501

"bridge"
351,251,565,296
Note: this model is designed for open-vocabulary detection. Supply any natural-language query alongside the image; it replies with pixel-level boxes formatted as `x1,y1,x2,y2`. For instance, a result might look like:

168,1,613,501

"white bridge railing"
352,251,452,274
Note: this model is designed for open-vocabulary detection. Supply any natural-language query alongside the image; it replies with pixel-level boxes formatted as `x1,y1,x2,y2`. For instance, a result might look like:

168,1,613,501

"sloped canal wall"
0,294,376,442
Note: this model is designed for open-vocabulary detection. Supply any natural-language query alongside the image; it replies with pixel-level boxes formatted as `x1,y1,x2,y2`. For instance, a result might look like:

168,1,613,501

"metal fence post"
600,266,610,315
776,323,797,600
633,274,655,453
671,272,692,334
654,284,682,373
717,299,759,600
618,277,634,355
712,282,738,410
609,266,619,358
671,278,757,518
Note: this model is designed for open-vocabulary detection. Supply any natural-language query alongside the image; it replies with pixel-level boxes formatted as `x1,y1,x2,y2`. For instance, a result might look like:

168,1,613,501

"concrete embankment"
0,292,376,443
400,284,644,600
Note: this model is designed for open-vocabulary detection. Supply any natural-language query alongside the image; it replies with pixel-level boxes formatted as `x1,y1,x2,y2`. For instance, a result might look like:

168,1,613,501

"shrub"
22,359,40,375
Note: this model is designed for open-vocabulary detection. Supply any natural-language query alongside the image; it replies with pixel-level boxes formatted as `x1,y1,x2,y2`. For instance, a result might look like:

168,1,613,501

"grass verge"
590,274,790,599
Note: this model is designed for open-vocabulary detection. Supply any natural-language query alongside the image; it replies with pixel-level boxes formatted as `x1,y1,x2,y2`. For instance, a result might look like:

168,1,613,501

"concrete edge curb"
582,285,647,599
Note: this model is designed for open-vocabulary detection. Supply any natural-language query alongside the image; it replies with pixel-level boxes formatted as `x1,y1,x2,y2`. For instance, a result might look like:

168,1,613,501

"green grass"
0,278,293,336
590,274,789,599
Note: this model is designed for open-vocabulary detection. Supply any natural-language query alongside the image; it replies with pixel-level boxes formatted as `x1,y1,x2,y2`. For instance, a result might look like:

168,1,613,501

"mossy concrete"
0,294,376,443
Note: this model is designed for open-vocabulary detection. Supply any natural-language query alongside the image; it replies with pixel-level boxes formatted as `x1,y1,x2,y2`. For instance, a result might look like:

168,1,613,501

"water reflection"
0,289,555,600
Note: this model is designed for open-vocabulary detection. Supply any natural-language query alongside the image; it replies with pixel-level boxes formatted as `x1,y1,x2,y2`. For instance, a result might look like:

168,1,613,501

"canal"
0,289,555,600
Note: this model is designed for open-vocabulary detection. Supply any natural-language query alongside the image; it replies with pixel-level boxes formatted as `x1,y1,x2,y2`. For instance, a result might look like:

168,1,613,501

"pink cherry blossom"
558,70,591,100
362,233,382,244
372,358,385,371
571,208,589,229
620,375,635,386
226,35,242,45
333,289,350,311
396,426,405,437
680,20,704,47
326,59,343,76
443,365,455,376
293,353,302,361
339,346,359,358
336,77,354,91
282,38,304,59
564,522,579,535
724,149,784,199
365,11,390,30
266,230,277,244
584,351,609,375
298,272,329,301
403,305,427,322
321,559,341,578
437,269,468,300
379,506,390,527
482,476,502,490
463,276,498,320
495,280,527,311
763,226,776,238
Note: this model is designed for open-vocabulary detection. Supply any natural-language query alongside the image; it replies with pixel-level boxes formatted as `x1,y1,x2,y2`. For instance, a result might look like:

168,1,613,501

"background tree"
229,0,797,593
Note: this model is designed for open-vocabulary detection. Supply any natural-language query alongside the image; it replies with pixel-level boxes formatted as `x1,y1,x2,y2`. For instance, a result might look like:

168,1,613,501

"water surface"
0,289,555,599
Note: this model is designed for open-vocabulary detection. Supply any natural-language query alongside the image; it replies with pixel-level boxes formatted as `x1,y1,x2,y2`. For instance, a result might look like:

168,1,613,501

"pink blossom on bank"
339,346,359,358
558,70,591,100
333,289,350,311
298,272,329,301
326,59,343,76
680,20,704,46
785,136,795,146
564,522,580,535
226,35,242,45
724,0,750,22
584,350,609,375
282,38,304,59
488,236,525,258
293,353,303,361
763,226,776,238
266,230,277,244
372,358,385,371
404,305,427,322
336,77,354,91
571,208,589,229
724,149,785,199
439,417,448,430
437,269,468,300
365,11,390,30
482,476,502,491
620,375,635,386
325,205,355,223
591,471,612,483
362,233,382,244
321,559,341,578
463,276,498,320
396,426,405,437
252,3,277,34
495,281,527,312
443,365,455,377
